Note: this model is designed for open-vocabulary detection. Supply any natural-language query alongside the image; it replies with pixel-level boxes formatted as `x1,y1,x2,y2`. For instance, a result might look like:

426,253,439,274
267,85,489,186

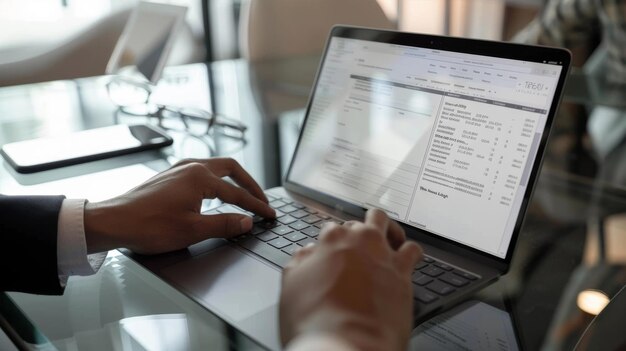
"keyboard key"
285,232,307,242
297,237,317,247
265,193,277,201
315,219,343,228
414,261,428,270
239,238,290,268
423,256,434,263
279,205,299,213
301,226,320,237
290,210,309,218
412,272,433,286
318,214,330,220
271,226,293,235
434,262,453,271
275,210,286,218
439,273,469,287
251,226,266,235
426,280,456,296
413,287,439,304
257,232,278,242
252,215,264,223
291,202,305,209
422,266,445,277
278,216,298,225
282,244,300,256
229,234,250,242
269,200,287,208
268,237,291,249
302,215,321,224
279,197,293,204
258,220,279,229
453,269,478,281
304,208,318,214
289,221,310,231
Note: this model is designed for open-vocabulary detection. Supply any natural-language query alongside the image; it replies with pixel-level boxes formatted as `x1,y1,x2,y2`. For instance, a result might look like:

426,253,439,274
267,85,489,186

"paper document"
410,301,519,351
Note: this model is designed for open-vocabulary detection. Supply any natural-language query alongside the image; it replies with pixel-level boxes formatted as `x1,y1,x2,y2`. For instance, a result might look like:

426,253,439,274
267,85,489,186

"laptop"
128,26,571,349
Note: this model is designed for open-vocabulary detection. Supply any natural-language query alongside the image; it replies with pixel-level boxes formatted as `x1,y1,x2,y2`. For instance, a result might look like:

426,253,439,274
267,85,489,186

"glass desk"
0,58,625,350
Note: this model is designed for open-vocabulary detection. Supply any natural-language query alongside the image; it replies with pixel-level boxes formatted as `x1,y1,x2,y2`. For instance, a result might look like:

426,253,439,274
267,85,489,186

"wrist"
84,200,125,254
295,308,400,351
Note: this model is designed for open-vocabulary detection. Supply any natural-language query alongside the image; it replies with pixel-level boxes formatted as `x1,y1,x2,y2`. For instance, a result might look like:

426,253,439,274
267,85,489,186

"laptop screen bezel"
283,25,571,266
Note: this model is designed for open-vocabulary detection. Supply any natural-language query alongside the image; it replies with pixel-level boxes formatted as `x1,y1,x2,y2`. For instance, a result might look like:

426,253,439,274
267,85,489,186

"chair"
0,7,204,88
239,0,393,62
0,9,131,87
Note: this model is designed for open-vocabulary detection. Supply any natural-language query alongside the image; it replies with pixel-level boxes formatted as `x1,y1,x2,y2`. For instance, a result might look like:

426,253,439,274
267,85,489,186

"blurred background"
0,0,542,82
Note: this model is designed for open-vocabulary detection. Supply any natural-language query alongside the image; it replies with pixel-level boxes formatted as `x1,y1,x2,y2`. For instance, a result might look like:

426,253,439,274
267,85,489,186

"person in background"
514,0,625,85
514,0,626,173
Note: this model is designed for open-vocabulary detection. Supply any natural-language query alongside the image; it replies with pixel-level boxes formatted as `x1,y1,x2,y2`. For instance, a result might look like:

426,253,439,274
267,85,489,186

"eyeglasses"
107,76,247,139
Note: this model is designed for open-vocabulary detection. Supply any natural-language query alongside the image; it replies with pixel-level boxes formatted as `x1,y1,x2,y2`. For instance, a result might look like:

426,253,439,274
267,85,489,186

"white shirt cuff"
57,199,107,286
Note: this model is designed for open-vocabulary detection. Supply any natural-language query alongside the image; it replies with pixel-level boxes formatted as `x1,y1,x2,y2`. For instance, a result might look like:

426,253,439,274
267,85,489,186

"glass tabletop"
1,58,624,350
3,251,267,350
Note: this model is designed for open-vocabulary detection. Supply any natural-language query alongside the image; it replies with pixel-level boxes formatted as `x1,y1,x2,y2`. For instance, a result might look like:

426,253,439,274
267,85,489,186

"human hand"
279,209,423,351
83,158,274,254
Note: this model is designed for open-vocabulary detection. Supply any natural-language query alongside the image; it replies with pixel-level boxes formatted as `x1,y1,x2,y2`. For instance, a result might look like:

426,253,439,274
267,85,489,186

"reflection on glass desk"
3,251,266,350
1,58,625,350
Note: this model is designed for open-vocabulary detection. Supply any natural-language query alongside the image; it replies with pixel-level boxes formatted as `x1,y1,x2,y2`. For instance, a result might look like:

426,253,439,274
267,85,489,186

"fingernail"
240,216,253,232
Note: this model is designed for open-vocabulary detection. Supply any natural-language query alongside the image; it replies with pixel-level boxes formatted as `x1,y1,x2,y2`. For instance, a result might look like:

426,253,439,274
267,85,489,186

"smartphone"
1,124,173,173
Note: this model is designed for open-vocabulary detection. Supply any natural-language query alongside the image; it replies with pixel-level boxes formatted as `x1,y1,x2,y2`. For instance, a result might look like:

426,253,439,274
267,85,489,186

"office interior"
0,0,624,350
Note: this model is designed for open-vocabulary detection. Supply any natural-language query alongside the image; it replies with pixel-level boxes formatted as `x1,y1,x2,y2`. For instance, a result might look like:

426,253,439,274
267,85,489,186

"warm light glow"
401,0,445,34
398,0,505,39
577,289,610,316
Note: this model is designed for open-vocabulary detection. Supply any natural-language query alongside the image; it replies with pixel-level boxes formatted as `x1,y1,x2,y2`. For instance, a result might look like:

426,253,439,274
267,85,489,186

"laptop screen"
287,34,565,259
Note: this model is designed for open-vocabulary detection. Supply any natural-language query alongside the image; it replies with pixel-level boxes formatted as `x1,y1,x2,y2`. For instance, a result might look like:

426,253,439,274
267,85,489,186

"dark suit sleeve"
0,195,65,295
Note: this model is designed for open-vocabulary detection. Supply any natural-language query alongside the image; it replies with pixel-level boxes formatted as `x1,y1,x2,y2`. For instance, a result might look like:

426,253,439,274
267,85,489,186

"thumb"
195,213,253,238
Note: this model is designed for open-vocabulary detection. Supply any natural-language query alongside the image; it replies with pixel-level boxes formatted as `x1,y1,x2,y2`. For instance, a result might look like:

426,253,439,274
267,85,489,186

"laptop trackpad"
160,246,281,322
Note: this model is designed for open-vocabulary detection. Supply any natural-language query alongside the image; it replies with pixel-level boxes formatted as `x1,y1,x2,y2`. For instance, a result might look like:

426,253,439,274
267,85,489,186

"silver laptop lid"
286,26,570,262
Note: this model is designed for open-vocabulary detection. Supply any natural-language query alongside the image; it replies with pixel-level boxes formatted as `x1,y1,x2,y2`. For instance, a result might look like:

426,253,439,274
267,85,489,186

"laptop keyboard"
410,256,478,304
208,194,332,268
210,193,480,306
